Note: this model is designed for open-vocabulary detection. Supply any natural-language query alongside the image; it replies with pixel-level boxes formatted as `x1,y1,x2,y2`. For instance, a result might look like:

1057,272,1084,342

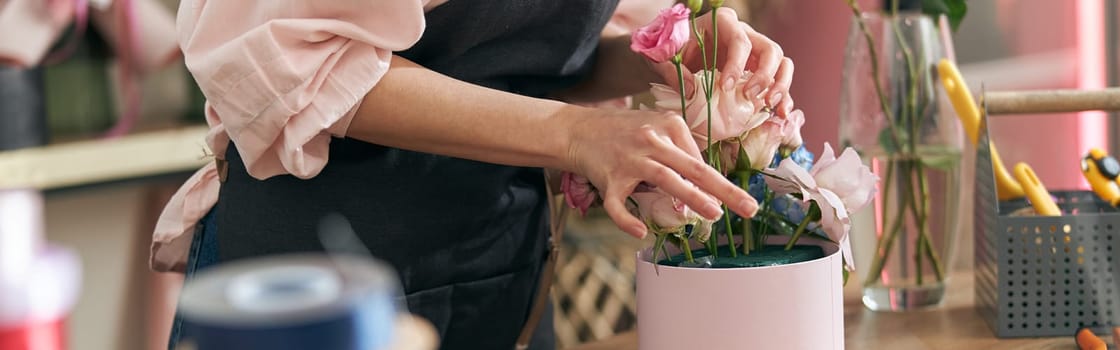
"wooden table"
572,271,1090,350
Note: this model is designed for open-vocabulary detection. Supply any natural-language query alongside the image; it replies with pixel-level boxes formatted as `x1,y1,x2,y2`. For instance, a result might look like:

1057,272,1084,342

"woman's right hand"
564,106,759,239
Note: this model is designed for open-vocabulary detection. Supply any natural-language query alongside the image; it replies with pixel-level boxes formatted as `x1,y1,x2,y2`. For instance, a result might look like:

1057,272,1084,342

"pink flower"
781,109,806,148
629,187,710,240
811,144,877,213
738,114,785,170
762,143,878,270
649,70,769,147
561,172,598,216
629,3,691,63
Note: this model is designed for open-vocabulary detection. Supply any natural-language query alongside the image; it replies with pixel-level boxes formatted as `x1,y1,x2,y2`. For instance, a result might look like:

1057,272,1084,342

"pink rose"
561,172,598,216
738,114,785,170
629,187,709,240
762,143,878,271
630,189,691,230
629,3,691,63
810,143,877,213
650,70,769,147
781,109,805,148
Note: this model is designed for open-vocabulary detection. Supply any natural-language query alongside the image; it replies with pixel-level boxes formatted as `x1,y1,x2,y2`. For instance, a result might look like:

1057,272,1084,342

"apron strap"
515,170,568,349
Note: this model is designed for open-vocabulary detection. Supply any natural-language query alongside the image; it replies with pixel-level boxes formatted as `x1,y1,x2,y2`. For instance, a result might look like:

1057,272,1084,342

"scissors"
937,59,1025,201
1082,148,1120,207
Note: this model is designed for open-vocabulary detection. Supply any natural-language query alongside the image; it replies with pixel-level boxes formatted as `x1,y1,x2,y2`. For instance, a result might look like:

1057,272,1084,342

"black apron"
212,1,619,349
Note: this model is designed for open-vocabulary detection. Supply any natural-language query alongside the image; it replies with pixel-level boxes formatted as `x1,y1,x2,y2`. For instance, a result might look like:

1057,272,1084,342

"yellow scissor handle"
1014,162,1061,216
937,59,1025,200
938,59,982,145
1082,148,1120,206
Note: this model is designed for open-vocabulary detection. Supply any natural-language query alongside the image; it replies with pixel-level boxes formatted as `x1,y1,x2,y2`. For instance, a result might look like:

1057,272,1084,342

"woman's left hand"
650,7,796,117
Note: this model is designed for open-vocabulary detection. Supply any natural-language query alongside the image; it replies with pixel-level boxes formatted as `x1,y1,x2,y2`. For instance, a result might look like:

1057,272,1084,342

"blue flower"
789,145,815,171
747,173,767,200
769,194,807,223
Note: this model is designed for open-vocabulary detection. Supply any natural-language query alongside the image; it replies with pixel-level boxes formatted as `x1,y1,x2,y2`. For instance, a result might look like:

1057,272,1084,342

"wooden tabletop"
572,270,1090,350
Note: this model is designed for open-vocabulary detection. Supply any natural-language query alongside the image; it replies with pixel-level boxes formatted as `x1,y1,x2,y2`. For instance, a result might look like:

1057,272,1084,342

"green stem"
903,162,926,284
864,161,911,286
723,204,737,257
681,237,695,263
736,172,754,255
891,11,946,284
870,159,895,267
759,190,774,240
651,233,668,263
706,232,718,257
710,6,719,95
689,15,716,166
843,0,905,152
784,213,814,250
690,14,712,97
742,218,754,255
673,58,688,123
915,210,924,285
916,164,945,281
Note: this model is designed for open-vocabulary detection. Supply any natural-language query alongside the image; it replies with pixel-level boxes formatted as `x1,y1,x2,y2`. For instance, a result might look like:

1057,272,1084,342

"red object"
0,319,66,350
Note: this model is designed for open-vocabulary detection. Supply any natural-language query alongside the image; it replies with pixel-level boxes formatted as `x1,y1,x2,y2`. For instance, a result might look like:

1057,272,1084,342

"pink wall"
757,0,868,150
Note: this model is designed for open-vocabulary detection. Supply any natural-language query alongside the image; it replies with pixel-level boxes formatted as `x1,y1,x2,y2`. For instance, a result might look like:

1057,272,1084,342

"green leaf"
843,266,851,286
651,233,668,275
877,127,908,154
738,145,752,172
920,155,957,170
917,144,961,170
922,0,967,32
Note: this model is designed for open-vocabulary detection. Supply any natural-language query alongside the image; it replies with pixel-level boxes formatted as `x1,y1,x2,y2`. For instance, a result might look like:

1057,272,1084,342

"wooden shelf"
0,125,210,190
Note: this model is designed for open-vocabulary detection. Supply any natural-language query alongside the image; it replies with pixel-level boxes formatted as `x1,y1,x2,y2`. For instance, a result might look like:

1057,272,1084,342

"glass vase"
839,11,964,311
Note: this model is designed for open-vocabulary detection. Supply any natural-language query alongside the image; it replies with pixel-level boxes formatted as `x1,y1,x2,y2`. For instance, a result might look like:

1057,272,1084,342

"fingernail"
738,199,759,217
632,225,648,239
722,76,735,91
768,92,783,106
702,202,724,220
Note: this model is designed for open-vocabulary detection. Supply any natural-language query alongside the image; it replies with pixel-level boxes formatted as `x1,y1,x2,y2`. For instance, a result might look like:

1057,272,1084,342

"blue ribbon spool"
178,254,400,350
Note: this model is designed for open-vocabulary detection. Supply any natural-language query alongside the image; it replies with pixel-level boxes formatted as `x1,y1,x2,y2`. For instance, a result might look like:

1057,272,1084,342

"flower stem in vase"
917,164,945,281
869,158,895,270
864,160,910,287
844,0,905,149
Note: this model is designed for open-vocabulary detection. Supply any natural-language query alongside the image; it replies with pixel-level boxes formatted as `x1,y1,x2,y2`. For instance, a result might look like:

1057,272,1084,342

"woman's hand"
564,106,760,239
651,7,797,117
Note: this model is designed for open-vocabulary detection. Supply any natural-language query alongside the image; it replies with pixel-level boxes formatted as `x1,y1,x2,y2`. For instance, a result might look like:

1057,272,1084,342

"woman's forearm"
552,35,664,103
346,55,585,171
348,55,759,237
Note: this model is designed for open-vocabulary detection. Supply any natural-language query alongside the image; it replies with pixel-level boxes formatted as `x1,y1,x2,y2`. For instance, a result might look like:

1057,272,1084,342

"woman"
157,1,796,348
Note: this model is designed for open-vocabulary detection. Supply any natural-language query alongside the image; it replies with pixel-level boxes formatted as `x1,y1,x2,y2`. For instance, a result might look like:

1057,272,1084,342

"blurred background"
1,0,1117,349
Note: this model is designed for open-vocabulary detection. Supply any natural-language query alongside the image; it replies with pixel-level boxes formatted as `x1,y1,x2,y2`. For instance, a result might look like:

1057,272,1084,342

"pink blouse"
151,0,667,272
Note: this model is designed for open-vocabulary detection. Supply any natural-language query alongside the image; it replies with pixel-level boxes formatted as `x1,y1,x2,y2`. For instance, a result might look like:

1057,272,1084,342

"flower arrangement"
563,0,878,273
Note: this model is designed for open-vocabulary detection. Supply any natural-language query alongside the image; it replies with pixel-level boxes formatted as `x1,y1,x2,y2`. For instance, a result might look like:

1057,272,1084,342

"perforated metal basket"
974,101,1120,337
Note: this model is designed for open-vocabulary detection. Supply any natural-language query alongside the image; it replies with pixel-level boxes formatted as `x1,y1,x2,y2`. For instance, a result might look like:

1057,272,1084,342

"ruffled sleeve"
178,0,428,179
152,0,430,272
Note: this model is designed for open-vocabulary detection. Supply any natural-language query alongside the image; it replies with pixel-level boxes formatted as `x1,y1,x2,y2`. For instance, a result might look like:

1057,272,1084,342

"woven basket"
552,212,644,348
